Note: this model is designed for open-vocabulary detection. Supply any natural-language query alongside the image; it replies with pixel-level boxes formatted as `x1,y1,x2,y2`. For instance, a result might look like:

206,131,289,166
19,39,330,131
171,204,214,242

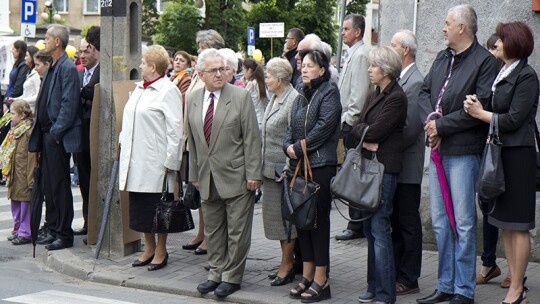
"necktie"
203,93,215,145
83,70,92,86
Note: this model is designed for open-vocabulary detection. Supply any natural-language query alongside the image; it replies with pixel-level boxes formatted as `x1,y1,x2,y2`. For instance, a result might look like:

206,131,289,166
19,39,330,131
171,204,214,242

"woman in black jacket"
284,49,341,302
4,40,29,109
351,45,406,304
465,22,538,304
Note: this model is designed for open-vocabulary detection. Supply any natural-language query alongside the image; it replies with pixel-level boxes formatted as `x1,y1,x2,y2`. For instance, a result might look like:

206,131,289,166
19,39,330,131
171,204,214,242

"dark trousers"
342,124,364,232
481,214,499,267
42,132,74,242
391,183,422,288
297,166,334,266
74,118,91,229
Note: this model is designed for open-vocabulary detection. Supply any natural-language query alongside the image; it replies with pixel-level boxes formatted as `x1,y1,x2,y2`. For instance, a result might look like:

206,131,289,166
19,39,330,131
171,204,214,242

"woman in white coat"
119,45,183,271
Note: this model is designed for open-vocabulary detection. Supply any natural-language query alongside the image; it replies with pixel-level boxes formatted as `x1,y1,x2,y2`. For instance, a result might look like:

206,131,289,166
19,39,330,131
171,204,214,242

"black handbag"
330,126,384,222
183,182,201,210
152,172,195,233
476,114,504,213
281,139,320,239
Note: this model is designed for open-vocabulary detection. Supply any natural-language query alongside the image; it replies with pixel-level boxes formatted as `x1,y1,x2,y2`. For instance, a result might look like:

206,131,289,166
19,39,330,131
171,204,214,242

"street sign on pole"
247,26,255,56
259,22,285,38
20,0,37,38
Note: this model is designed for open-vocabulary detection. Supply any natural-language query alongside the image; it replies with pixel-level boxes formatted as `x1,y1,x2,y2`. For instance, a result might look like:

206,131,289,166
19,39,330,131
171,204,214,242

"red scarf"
143,74,165,89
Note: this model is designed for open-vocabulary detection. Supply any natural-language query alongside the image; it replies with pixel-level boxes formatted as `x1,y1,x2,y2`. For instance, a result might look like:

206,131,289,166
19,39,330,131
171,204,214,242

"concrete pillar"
90,0,142,258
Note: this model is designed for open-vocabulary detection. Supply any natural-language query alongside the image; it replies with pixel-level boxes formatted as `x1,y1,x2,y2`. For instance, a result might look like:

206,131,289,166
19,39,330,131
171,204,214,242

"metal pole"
270,37,273,59
336,0,346,73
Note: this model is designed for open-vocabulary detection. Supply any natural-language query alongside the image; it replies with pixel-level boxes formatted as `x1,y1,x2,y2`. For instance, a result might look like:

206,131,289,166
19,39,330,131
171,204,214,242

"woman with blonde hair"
119,45,183,271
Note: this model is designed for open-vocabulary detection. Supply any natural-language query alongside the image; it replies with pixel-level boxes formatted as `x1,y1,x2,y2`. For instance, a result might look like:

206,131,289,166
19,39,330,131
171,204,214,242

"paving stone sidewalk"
42,203,539,304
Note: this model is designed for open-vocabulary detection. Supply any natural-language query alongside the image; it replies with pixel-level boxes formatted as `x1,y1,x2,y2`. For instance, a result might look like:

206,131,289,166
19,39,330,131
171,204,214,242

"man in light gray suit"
335,13,373,241
187,48,262,298
389,29,426,297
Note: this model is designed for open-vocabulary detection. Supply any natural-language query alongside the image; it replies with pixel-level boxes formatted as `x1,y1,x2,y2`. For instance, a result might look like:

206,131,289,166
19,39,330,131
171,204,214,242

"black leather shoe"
194,247,207,255
214,282,240,297
11,236,31,245
73,228,87,236
83,238,88,245
271,268,295,286
449,294,474,304
197,280,220,294
36,234,55,245
416,290,454,304
147,254,168,271
132,255,154,267
45,239,73,251
182,240,202,250
335,229,364,240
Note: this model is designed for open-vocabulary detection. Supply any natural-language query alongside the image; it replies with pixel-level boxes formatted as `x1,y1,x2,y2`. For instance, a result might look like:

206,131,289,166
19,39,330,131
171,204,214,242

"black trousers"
390,183,422,287
342,124,364,232
74,118,91,229
297,166,334,267
42,132,74,242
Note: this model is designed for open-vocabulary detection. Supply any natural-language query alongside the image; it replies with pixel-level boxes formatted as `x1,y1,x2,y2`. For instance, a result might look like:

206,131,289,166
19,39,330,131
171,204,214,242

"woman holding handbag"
350,46,406,304
283,49,341,303
465,22,538,304
119,45,183,272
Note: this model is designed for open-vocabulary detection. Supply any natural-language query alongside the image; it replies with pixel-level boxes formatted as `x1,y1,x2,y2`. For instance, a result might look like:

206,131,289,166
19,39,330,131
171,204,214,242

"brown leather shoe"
396,282,420,295
476,265,501,284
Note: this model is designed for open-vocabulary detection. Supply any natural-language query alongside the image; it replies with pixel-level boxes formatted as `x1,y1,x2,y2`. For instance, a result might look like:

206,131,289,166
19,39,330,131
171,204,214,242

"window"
53,0,68,13
84,0,100,14
155,0,171,13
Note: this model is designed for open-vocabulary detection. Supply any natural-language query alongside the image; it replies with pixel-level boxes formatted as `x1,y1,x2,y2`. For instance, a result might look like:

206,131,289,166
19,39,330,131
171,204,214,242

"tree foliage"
142,0,160,36
203,0,246,50
346,0,369,16
153,1,203,54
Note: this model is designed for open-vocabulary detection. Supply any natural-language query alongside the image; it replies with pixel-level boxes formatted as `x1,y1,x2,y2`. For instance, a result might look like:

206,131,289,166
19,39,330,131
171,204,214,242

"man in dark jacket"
73,26,100,242
283,28,304,88
29,24,82,251
416,5,498,304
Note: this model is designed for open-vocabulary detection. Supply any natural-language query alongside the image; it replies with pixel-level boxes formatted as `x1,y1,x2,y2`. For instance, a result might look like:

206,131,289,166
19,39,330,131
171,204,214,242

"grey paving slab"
41,203,540,304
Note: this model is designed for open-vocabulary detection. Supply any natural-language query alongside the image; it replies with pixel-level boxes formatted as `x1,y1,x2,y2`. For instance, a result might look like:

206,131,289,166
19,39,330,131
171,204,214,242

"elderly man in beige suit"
188,48,262,298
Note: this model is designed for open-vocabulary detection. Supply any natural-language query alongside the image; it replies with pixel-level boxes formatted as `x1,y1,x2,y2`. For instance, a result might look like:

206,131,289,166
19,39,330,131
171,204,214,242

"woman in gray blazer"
261,58,299,286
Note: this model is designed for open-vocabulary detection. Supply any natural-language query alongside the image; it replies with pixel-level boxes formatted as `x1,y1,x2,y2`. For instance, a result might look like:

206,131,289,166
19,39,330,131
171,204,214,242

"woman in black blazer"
4,40,29,108
465,22,538,304
350,45,407,304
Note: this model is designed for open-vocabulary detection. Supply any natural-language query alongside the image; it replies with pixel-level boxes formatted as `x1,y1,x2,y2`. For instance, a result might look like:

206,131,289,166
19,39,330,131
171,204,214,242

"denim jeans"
365,173,397,304
429,153,480,299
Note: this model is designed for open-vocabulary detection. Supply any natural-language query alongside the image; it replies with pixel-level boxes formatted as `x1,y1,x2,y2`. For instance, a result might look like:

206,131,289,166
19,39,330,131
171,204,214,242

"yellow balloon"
66,45,77,59
35,40,45,50
252,49,263,61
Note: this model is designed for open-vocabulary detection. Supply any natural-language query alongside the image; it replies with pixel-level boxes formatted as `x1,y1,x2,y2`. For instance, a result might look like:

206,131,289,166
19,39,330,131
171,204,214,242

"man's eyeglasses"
203,67,226,75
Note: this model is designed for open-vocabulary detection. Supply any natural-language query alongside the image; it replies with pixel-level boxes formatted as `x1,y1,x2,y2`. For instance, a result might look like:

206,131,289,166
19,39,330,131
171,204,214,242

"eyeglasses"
203,67,226,75
285,37,294,40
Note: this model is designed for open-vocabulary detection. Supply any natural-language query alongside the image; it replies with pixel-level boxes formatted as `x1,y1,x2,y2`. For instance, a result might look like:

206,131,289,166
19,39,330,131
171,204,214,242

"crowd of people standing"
1,3,538,304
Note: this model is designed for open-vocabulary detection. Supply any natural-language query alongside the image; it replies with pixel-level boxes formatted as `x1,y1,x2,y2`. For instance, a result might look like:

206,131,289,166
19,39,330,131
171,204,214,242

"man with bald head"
416,5,498,304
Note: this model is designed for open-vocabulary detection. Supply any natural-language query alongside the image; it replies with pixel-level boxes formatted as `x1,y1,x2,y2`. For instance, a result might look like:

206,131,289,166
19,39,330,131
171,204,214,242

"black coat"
78,64,100,119
8,61,29,98
418,40,499,155
283,79,341,169
351,80,407,173
492,59,539,147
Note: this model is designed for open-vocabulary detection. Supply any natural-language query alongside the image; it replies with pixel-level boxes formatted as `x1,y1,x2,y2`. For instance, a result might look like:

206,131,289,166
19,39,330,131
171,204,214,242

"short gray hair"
321,42,333,62
395,29,417,59
266,57,293,84
369,46,402,79
449,4,477,36
196,29,225,50
303,34,324,53
344,14,366,39
47,24,69,49
196,48,225,71
218,48,238,73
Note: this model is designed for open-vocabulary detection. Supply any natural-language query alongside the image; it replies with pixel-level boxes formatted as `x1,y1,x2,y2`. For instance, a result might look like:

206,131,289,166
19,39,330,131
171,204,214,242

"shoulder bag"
281,139,320,239
153,172,195,233
476,114,504,214
330,126,384,221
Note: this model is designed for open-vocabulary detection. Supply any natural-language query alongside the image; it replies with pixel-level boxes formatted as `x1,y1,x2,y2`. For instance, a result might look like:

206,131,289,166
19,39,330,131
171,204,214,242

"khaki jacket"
8,129,37,201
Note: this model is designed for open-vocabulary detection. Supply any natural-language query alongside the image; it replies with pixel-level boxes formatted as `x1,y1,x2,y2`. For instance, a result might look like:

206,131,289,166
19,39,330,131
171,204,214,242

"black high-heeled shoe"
300,279,331,303
501,277,528,304
290,277,312,299
271,268,295,286
132,255,154,267
147,253,168,271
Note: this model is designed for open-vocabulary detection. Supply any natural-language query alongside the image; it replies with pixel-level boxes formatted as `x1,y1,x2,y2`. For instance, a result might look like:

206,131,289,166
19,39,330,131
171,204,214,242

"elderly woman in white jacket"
119,45,183,272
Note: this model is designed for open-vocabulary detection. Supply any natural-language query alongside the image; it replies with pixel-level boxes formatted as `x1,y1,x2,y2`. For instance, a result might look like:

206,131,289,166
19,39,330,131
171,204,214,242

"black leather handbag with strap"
152,172,195,233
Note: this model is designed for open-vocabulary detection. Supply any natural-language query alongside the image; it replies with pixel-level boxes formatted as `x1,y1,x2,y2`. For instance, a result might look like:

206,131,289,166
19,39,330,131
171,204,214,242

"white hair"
449,4,477,37
196,48,225,71
218,48,238,73
395,29,418,59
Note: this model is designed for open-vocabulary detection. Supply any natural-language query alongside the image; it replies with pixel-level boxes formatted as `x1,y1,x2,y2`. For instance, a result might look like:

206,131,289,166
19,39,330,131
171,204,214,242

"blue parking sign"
247,27,255,46
21,0,37,24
